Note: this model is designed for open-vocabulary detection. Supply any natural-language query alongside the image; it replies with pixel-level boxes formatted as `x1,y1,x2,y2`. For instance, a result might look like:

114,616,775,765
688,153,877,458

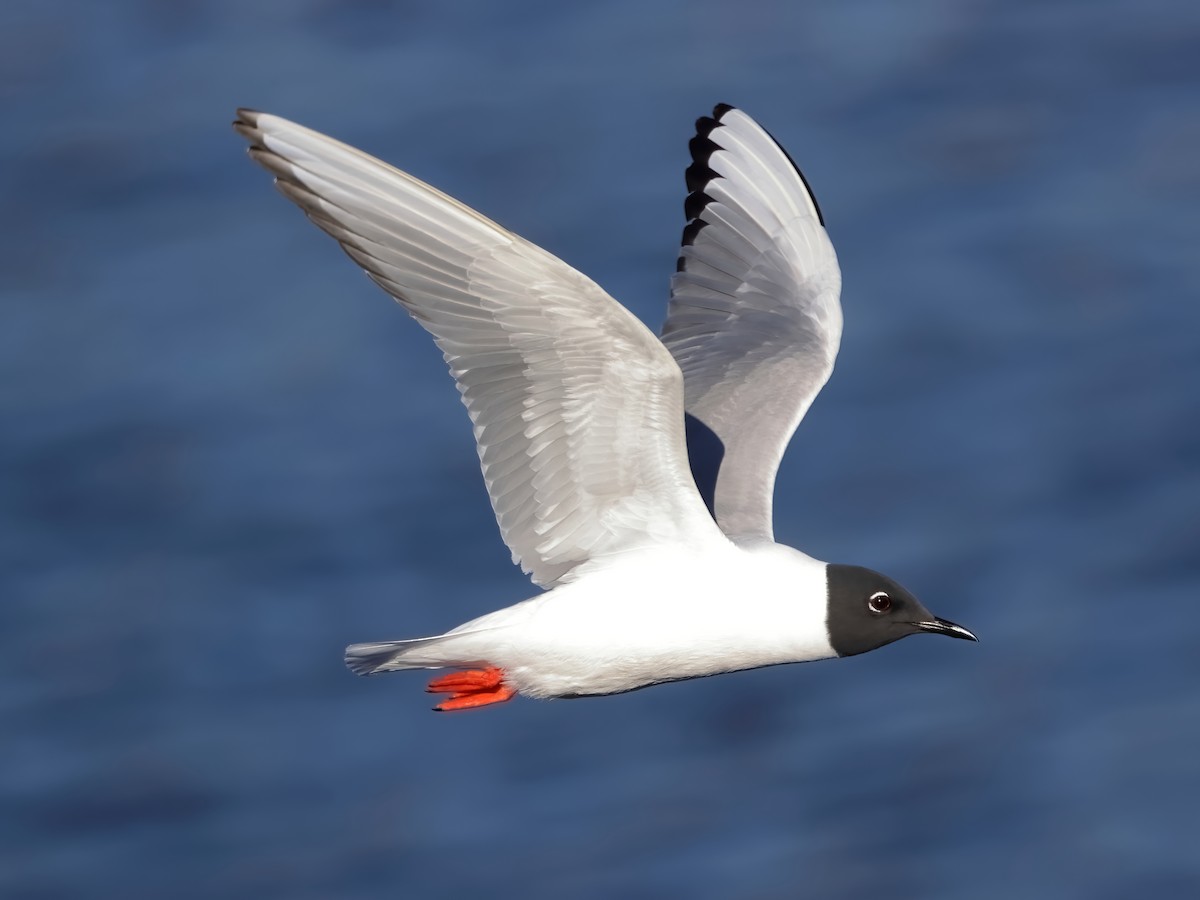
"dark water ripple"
4,1,1199,897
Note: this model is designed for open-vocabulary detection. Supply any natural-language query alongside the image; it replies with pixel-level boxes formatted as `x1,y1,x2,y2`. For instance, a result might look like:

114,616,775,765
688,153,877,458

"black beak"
915,617,978,642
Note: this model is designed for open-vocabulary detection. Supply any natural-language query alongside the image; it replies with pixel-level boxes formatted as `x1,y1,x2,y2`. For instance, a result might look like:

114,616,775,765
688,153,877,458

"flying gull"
234,103,976,711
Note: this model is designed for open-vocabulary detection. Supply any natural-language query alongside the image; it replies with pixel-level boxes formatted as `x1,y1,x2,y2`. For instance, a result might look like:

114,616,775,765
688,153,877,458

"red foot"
426,666,515,712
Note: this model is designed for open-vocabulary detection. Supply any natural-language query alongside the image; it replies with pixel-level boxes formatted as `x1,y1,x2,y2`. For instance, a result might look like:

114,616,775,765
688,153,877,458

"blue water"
5,2,1199,897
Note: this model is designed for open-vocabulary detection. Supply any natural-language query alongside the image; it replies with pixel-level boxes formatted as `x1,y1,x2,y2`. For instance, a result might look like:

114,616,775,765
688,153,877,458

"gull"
234,103,976,711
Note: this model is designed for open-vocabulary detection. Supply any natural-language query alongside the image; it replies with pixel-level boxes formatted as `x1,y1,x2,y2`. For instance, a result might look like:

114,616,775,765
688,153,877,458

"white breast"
440,542,834,698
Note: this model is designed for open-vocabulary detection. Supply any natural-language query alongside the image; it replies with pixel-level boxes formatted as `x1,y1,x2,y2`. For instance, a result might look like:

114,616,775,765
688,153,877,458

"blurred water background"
4,1,1199,897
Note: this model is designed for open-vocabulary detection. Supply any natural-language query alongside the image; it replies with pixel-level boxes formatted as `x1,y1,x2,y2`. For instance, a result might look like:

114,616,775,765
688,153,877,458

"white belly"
435,543,835,699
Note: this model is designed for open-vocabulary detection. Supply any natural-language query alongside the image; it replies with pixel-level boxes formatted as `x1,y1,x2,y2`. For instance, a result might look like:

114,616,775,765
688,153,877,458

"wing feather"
237,110,725,587
662,105,843,543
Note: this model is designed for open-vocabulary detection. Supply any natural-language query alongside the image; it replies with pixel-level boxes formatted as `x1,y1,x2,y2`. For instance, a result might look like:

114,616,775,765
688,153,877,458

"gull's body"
387,542,828,700
235,104,975,710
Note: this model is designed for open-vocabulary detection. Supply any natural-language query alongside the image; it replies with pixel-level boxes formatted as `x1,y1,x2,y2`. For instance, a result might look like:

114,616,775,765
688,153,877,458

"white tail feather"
344,637,449,675
344,628,501,675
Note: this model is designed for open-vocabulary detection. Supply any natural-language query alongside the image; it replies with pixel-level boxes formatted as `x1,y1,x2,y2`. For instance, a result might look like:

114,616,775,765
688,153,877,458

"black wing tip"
679,100,826,264
679,105,735,256
680,218,708,248
685,104,741,194
694,115,719,140
683,106,730,216
684,157,719,194
697,103,736,132
686,103,740,187
695,102,826,228
683,190,714,221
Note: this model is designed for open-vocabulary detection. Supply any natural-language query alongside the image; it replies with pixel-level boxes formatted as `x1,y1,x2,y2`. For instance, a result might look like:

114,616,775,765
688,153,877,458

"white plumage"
234,104,963,709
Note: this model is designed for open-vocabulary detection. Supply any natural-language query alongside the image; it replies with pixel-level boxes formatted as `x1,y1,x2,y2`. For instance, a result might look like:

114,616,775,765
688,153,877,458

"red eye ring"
868,592,892,614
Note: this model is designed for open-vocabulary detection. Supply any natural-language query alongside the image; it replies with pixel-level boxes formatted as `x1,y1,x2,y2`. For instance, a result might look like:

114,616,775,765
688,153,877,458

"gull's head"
824,564,977,657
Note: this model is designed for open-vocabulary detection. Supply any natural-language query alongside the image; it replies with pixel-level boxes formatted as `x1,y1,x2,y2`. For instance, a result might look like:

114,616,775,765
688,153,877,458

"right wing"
662,105,843,543
235,110,726,588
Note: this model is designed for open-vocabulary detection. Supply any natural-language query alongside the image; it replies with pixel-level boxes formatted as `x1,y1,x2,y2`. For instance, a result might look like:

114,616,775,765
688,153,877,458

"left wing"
235,110,727,588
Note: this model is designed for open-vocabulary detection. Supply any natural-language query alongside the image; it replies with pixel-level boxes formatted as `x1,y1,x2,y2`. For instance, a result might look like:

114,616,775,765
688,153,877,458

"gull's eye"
868,591,892,614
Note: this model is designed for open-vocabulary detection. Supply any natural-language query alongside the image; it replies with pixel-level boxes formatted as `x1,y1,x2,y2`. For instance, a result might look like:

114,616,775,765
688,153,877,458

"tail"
344,636,445,676
345,630,495,676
